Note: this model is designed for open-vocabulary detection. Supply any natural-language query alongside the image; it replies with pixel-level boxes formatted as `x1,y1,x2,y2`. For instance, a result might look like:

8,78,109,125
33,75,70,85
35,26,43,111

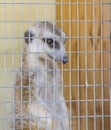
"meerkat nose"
63,56,68,64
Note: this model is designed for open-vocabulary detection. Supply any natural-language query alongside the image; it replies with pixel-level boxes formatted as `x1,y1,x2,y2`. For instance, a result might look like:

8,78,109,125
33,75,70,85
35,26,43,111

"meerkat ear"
24,30,34,44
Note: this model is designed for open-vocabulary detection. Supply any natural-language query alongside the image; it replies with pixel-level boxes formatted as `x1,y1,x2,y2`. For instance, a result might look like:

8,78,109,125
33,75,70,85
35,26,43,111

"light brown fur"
13,22,69,130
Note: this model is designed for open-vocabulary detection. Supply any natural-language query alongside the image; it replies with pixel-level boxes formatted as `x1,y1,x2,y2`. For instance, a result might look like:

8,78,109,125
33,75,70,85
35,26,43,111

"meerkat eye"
47,38,53,44
43,38,60,49
46,38,53,48
43,38,53,48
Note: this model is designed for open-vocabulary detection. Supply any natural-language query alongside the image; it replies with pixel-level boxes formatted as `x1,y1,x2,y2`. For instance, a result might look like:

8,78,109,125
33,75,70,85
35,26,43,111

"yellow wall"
56,1,111,130
0,0,55,129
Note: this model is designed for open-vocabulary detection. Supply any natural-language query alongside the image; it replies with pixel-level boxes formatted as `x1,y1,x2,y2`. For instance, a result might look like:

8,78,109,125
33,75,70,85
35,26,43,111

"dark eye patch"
43,38,60,49
55,41,60,49
24,30,34,44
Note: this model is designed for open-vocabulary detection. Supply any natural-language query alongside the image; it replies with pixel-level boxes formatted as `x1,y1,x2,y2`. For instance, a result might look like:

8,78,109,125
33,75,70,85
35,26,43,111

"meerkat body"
14,22,69,130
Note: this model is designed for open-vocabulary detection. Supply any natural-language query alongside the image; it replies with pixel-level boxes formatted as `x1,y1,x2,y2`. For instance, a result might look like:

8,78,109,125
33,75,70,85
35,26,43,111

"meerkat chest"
30,67,61,100
32,67,61,87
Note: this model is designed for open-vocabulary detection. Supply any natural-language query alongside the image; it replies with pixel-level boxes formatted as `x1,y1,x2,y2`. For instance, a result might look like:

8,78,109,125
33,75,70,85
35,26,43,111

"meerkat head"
24,22,68,64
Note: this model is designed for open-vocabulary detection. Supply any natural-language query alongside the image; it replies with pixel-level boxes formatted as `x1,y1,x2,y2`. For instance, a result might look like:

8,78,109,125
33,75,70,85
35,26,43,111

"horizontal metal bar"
0,20,111,22
0,2,110,5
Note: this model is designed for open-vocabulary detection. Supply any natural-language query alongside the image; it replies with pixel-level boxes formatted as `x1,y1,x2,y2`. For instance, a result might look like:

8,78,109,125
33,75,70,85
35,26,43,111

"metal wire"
0,1,110,130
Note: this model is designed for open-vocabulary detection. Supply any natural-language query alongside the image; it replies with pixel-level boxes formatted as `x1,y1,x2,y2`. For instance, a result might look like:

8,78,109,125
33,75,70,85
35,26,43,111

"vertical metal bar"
100,1,104,130
76,1,80,130
20,0,23,129
52,0,56,128
68,0,72,130
60,1,63,83
92,1,96,130
35,2,39,130
3,1,7,129
109,1,111,129
60,0,65,128
27,1,31,130
60,0,64,123
44,1,48,129
11,0,15,130
84,1,88,130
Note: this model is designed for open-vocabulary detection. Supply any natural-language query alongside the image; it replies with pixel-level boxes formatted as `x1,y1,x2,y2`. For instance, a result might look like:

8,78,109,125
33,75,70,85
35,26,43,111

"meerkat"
13,22,69,130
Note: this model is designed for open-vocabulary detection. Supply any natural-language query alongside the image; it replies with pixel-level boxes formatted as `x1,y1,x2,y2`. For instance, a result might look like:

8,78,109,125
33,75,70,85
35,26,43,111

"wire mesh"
0,0,110,130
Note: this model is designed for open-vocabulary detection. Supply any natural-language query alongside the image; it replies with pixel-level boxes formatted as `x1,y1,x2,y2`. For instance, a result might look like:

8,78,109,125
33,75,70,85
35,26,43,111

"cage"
0,0,110,130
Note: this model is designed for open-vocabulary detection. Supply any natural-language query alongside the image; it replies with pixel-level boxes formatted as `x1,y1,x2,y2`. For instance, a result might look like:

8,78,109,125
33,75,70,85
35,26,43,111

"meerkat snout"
24,22,68,64
62,55,68,64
